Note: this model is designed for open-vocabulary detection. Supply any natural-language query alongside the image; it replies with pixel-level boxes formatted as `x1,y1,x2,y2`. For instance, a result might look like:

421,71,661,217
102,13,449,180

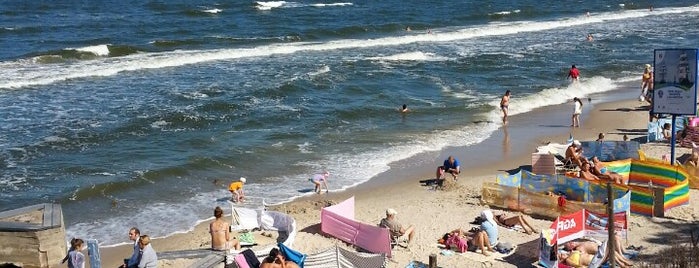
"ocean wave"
73,44,110,57
3,5,699,89
489,9,521,16
368,51,450,62
483,76,618,123
255,1,352,10
28,44,141,64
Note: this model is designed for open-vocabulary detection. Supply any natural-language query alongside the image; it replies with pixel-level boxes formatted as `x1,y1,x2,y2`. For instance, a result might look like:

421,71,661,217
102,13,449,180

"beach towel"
234,253,251,268
279,243,306,268
588,240,608,268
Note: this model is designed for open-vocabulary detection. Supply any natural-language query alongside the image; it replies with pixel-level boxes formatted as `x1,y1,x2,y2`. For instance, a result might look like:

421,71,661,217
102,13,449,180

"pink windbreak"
320,197,392,257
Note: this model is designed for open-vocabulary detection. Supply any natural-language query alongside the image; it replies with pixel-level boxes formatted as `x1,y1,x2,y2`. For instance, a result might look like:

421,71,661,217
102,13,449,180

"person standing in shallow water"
500,90,511,124
567,64,580,82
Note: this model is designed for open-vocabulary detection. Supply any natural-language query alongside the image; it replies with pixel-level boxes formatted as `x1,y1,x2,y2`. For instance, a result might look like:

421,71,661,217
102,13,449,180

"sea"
1,0,698,247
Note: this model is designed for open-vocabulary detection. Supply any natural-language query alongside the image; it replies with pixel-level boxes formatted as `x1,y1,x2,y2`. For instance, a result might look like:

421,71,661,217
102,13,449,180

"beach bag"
445,235,468,253
494,242,514,254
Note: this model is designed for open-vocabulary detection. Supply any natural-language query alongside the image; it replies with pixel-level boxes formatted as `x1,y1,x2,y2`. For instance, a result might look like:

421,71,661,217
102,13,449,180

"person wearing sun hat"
228,177,246,203
379,208,415,245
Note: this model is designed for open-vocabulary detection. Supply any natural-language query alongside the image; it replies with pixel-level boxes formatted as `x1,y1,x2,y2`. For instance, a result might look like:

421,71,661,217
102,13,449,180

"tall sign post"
652,49,699,165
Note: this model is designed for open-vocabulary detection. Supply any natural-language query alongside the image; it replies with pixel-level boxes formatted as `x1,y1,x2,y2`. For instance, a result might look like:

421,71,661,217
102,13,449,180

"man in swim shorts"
500,90,511,124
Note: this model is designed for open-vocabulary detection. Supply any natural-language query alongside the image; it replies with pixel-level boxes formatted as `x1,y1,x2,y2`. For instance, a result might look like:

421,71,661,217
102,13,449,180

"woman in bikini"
210,206,241,251
494,213,537,235
640,64,653,102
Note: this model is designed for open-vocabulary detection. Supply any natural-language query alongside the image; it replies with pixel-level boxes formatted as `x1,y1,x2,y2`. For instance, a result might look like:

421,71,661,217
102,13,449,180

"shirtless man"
565,140,583,168
500,90,511,124
579,161,600,181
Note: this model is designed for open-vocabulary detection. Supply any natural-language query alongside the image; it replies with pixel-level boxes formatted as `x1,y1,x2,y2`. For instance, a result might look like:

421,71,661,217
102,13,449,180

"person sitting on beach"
137,235,158,268
685,152,699,167
443,228,495,256
260,248,300,268
400,104,410,113
480,210,499,247
494,213,538,235
66,238,86,268
590,156,627,184
210,206,241,251
379,208,415,244
578,161,601,181
436,156,460,182
662,123,672,141
563,239,633,267
309,171,330,194
565,140,583,168
120,227,141,268
596,133,605,142
229,177,246,203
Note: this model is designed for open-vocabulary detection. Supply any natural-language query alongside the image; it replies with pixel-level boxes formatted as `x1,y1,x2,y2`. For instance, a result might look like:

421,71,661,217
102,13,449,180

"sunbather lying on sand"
442,228,495,256
494,213,538,235
590,157,627,184
559,242,633,268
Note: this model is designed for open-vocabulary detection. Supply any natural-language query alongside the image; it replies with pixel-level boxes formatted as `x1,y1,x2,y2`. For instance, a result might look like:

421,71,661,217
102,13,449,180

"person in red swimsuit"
567,64,580,82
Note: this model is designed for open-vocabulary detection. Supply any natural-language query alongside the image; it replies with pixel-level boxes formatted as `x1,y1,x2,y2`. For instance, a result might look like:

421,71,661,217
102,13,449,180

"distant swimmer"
586,33,593,41
586,11,590,17
405,26,412,32
649,5,653,11
400,104,410,113
500,90,511,124
567,64,580,82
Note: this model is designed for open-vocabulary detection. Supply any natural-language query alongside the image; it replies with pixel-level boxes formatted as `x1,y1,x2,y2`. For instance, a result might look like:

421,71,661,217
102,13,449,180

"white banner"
652,49,698,115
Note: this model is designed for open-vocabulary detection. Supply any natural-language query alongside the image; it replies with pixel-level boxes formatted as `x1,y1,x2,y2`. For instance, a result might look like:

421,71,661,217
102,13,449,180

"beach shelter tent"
538,209,627,268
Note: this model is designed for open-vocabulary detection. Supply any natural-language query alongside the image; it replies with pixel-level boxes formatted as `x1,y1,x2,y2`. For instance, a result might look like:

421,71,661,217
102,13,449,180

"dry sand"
98,98,699,268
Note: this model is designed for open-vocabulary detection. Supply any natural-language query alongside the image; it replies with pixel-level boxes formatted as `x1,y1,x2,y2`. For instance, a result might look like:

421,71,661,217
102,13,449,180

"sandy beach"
98,94,699,268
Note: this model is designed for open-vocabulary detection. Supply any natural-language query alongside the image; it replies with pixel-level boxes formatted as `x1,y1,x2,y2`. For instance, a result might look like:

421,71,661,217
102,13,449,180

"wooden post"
429,253,437,268
607,182,615,268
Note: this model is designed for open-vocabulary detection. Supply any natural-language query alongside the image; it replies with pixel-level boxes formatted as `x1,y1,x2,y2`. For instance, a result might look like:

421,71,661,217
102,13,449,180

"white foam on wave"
255,1,288,10
2,5,698,89
73,44,111,57
202,8,222,14
490,9,521,16
66,190,230,247
482,76,620,123
310,2,353,7
308,65,330,76
368,51,450,62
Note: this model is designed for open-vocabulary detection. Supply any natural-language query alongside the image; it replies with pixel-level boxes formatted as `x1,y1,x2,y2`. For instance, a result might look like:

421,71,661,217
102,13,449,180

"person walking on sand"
572,97,583,127
228,177,246,203
500,90,511,124
310,171,329,194
66,238,86,268
567,64,580,82
640,64,653,102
